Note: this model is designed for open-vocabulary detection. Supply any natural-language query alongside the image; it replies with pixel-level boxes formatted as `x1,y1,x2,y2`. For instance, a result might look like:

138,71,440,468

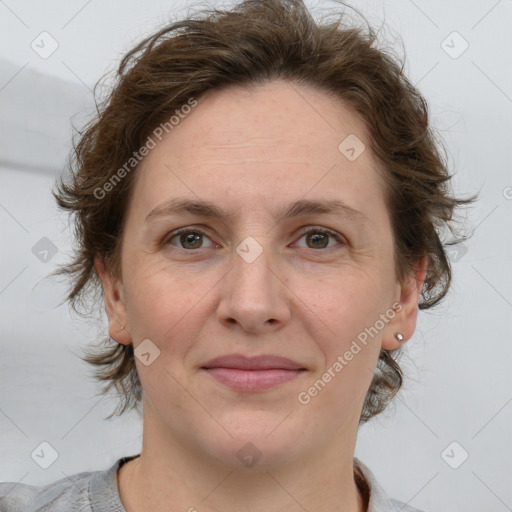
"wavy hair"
52,0,476,422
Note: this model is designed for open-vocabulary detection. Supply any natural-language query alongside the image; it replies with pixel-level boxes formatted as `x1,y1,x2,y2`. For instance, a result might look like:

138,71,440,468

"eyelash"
162,226,346,251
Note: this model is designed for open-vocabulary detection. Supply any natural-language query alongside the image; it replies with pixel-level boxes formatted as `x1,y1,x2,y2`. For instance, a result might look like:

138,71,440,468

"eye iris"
307,232,329,249
181,232,202,249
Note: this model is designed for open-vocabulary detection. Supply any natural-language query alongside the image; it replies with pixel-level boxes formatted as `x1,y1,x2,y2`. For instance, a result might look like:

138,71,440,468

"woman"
0,0,475,510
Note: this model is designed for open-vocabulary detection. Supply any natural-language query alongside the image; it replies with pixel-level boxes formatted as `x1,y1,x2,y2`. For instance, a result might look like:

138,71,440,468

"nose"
216,238,291,333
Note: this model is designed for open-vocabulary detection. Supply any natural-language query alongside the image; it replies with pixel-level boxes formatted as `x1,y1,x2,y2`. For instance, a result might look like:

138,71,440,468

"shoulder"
0,456,135,512
354,457,427,512
0,470,94,512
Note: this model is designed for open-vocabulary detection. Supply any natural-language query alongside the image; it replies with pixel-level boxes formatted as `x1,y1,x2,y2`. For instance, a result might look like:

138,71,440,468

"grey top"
0,455,425,511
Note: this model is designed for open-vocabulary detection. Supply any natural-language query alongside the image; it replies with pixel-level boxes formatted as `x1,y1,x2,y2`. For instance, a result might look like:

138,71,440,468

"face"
99,79,424,469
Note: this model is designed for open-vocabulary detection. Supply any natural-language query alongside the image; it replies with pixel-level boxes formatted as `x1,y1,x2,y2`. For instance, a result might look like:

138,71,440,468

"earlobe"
94,256,132,345
382,254,428,350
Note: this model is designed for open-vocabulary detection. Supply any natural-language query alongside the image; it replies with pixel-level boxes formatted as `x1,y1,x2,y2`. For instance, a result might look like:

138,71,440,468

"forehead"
130,79,386,220
160,80,369,164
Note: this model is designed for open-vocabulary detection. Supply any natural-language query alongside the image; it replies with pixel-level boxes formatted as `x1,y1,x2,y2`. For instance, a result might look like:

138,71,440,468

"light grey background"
1,1,511,511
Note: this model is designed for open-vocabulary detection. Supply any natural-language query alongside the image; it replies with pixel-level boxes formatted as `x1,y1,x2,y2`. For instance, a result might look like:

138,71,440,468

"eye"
163,226,345,251
164,228,215,250
293,227,345,250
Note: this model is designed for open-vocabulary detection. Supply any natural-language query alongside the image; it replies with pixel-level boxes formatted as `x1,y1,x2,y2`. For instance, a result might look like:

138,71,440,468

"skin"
96,79,427,512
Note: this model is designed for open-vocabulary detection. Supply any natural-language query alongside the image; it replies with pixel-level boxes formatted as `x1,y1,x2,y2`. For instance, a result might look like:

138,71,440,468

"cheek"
298,265,390,336
300,291,383,416
296,268,390,394
123,258,209,345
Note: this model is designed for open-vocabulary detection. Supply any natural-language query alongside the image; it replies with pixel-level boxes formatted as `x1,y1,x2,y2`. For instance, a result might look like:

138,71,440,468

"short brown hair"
52,0,476,422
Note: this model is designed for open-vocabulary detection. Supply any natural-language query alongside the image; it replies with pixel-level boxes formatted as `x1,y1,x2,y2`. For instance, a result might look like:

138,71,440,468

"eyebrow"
145,197,369,225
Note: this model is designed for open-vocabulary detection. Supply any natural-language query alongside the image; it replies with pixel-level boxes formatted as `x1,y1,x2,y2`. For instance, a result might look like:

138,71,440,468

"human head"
53,0,474,424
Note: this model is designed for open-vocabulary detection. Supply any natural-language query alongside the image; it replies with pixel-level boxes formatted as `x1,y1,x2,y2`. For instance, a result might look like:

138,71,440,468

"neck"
118,406,366,512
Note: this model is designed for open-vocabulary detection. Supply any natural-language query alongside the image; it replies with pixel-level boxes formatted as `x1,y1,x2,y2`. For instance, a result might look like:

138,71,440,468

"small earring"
120,323,125,330
394,332,404,342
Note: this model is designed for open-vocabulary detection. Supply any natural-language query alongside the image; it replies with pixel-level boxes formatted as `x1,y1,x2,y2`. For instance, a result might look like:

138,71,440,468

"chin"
197,412,310,470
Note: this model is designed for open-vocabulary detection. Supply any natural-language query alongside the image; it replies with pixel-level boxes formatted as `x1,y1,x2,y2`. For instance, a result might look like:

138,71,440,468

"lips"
201,354,305,371
201,354,306,392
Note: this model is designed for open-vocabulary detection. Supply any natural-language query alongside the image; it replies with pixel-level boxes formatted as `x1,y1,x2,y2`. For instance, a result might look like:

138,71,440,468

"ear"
382,254,428,350
94,255,132,345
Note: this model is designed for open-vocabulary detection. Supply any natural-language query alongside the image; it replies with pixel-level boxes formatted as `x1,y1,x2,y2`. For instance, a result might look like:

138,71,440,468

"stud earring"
110,322,125,344
394,332,404,342
113,317,125,330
